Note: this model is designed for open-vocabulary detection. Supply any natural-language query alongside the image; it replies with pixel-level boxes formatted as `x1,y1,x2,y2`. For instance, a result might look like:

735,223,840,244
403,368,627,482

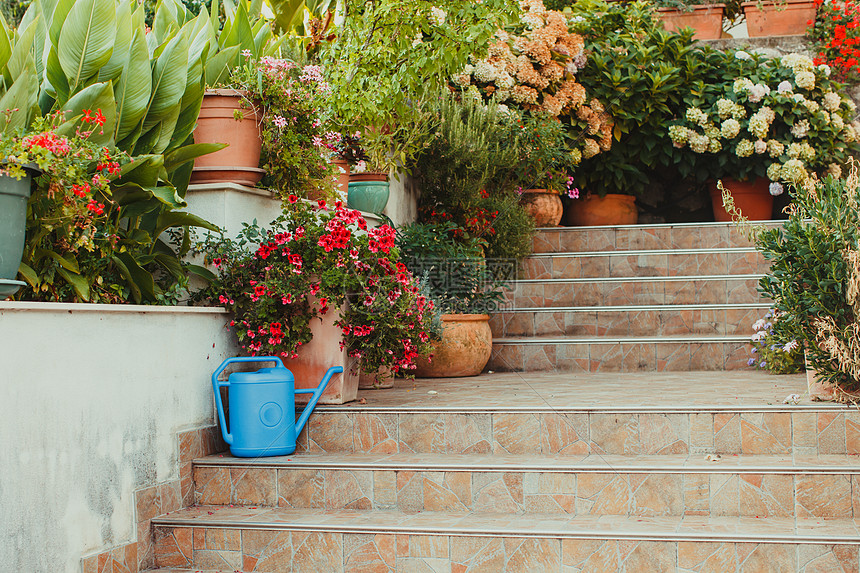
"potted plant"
669,50,860,220
743,0,818,37
808,0,860,83
655,0,727,40
0,110,126,299
397,221,512,378
199,198,435,403
510,113,580,227
754,168,860,399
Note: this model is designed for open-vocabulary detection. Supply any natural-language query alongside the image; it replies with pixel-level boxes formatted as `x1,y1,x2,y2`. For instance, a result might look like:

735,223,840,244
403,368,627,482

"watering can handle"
294,366,343,437
211,356,286,446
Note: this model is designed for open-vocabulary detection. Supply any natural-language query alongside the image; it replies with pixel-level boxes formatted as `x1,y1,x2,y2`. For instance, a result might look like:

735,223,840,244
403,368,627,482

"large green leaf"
48,0,74,49
110,253,143,302
267,0,305,34
45,45,69,106
5,18,38,84
119,154,164,187
0,14,12,76
203,45,238,86
220,1,255,56
98,0,132,83
0,62,37,134
57,81,116,145
152,0,180,47
143,32,187,131
154,210,220,238
151,104,182,154
58,0,116,92
163,142,226,172
114,29,151,143
55,267,90,300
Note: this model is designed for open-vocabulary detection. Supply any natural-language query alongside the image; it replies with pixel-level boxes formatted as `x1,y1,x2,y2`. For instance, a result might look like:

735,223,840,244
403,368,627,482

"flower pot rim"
741,0,815,7
439,313,490,321
657,3,725,11
349,172,389,182
520,188,561,195
203,88,253,97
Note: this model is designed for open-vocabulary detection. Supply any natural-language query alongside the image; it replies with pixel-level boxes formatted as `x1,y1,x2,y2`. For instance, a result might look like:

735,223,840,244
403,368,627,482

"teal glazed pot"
347,172,390,214
0,165,36,299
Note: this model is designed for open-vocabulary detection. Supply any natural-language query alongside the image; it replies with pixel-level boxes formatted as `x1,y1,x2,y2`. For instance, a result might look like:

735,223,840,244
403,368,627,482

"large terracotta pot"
564,193,638,227
191,89,265,187
657,4,725,40
519,188,563,227
332,159,350,197
348,172,390,214
708,178,773,222
742,0,817,36
413,314,492,378
358,366,394,389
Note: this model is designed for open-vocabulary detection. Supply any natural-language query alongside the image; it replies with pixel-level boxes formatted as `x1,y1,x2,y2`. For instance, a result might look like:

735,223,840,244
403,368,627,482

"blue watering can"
211,356,343,457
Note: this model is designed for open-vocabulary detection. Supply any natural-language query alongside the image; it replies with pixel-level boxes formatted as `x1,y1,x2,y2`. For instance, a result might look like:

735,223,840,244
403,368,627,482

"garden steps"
494,221,777,372
146,373,860,571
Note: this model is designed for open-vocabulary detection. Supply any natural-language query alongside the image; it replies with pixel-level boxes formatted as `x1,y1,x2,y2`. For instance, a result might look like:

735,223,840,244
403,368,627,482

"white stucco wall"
0,302,237,573
385,170,419,228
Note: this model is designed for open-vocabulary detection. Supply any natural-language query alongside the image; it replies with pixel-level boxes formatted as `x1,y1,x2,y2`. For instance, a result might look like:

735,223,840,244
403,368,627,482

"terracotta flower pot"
358,366,394,389
564,193,638,227
742,0,817,37
413,314,493,378
519,188,563,227
332,159,350,197
191,89,265,187
708,178,773,222
657,4,726,40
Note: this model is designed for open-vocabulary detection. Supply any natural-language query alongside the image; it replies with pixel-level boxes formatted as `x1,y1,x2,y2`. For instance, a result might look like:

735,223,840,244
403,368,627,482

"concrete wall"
0,302,237,573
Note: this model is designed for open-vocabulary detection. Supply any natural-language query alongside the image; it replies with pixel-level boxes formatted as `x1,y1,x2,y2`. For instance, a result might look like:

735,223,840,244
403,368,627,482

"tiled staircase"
489,223,772,372
143,223,860,572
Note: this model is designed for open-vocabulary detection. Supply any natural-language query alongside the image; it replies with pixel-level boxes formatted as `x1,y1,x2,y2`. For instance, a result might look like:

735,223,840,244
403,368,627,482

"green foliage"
570,1,707,196
756,173,860,390
747,310,805,374
396,221,511,314
322,0,517,172
0,0,30,28
512,113,578,194
414,93,535,261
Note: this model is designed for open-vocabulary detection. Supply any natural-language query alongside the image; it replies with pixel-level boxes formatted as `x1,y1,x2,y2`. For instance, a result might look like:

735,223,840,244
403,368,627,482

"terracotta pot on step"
708,177,773,222
191,89,265,187
519,188,563,227
657,4,725,40
742,0,817,37
358,366,394,389
413,314,492,378
564,193,638,226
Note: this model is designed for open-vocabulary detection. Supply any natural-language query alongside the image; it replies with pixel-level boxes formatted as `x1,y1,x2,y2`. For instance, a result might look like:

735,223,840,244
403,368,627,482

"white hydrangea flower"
777,81,793,94
793,93,806,103
749,114,770,139
823,92,842,112
429,6,446,26
497,72,516,89
754,139,767,154
803,100,820,113
734,78,754,94
748,84,771,103
795,71,815,90
686,107,709,127
782,53,814,73
787,142,803,158
721,118,741,138
709,138,722,153
791,119,810,138
767,162,783,181
845,123,857,143
819,64,832,76
690,134,710,153
704,124,720,140
828,163,843,178
782,158,808,183
769,182,784,196
473,60,499,83
833,114,844,131
669,125,692,146
717,98,736,119
767,139,785,158
799,142,815,161
735,50,752,60
735,139,754,157
845,99,857,112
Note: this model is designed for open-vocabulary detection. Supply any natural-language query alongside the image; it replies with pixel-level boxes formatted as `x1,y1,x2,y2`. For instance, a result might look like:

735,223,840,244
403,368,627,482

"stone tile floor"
321,371,823,411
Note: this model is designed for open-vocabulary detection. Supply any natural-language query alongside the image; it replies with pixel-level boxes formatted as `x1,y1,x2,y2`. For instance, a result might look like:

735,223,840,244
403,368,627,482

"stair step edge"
528,247,759,258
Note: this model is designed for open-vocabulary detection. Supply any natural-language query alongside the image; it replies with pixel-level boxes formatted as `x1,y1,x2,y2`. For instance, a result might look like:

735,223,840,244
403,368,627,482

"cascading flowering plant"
453,0,613,166
200,199,435,377
230,53,337,199
747,310,805,374
1,109,126,253
669,51,860,191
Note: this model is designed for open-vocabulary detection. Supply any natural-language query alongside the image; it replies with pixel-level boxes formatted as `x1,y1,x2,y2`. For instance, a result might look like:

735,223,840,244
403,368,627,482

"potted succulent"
0,110,126,299
669,51,859,220
199,198,435,403
397,221,512,378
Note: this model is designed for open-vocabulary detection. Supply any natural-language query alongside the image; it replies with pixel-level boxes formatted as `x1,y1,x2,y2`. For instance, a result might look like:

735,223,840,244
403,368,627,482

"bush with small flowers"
199,198,435,377
747,310,805,374
808,0,860,83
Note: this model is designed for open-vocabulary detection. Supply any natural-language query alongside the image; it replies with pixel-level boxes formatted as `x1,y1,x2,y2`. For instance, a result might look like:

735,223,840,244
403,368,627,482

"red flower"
288,194,298,203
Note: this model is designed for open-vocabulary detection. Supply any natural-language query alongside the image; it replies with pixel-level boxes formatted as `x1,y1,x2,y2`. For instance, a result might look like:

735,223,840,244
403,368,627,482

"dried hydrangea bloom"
511,84,539,104
583,138,600,158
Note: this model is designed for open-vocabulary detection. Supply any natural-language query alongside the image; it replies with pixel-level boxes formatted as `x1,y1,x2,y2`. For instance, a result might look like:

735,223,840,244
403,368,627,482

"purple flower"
748,358,756,366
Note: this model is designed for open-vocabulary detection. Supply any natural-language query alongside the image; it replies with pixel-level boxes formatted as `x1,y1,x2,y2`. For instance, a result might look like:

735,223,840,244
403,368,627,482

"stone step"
192,452,860,519
151,506,860,572
520,248,769,281
290,379,857,458
531,222,774,254
502,274,765,308
489,335,751,372
489,303,768,338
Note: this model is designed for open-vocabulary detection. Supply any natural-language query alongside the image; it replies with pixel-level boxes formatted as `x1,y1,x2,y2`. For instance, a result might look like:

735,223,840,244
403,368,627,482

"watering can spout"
294,366,343,437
